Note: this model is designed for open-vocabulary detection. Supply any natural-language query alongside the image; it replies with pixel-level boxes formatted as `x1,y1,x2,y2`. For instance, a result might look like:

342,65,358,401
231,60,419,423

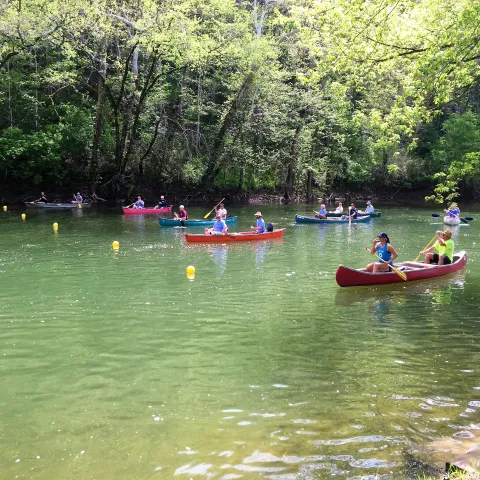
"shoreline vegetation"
9,188,436,207
1,1,480,205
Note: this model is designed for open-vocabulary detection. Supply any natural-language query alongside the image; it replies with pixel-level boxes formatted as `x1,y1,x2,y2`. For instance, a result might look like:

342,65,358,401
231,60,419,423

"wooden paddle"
204,198,225,219
414,234,437,262
365,246,407,281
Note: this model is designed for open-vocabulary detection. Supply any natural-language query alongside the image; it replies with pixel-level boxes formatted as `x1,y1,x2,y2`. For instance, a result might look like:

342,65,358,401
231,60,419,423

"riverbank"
2,187,443,207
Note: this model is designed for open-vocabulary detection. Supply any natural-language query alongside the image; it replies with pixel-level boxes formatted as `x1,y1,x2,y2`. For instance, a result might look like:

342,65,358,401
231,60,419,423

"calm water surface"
1,205,479,479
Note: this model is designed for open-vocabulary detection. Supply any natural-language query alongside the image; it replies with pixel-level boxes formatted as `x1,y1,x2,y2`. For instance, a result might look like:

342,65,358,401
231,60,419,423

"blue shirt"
213,219,226,233
135,200,144,208
318,208,327,215
377,242,392,263
448,207,460,217
365,205,374,213
256,218,265,233
75,195,83,203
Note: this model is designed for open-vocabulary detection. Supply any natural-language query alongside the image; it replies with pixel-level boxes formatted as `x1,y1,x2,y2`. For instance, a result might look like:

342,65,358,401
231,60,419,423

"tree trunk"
306,170,313,202
89,39,107,194
284,124,303,202
201,71,256,188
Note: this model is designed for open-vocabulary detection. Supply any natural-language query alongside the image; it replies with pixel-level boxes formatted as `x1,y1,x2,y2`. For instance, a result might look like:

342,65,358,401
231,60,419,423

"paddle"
432,213,473,222
348,207,351,227
204,198,225,219
365,246,407,281
414,234,437,262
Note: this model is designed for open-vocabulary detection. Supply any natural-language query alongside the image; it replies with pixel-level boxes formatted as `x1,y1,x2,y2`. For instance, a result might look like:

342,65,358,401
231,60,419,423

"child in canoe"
365,232,399,273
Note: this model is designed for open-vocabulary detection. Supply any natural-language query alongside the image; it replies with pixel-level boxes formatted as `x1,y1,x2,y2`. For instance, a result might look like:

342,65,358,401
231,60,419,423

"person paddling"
72,192,83,204
154,196,168,209
422,229,454,265
333,202,343,214
364,200,374,214
365,232,399,273
174,205,188,220
215,203,228,220
205,213,228,235
132,196,144,209
35,192,48,203
315,204,327,219
349,203,358,219
445,202,460,219
250,212,266,233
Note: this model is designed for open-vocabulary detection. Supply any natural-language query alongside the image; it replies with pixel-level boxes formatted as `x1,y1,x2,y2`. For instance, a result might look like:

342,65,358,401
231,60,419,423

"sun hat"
254,211,262,216
377,232,388,239
350,203,355,206
180,205,184,209
442,229,453,238
366,200,371,204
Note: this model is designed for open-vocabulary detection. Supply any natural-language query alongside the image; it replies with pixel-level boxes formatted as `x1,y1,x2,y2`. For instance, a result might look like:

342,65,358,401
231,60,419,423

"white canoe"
444,215,460,226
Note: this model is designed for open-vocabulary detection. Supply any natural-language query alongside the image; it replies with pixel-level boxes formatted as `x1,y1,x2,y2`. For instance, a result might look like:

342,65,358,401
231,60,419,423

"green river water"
1,204,479,479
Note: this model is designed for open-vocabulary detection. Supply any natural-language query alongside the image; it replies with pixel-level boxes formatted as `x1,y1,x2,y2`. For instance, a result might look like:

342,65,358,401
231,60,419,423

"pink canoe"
122,206,172,215
185,229,285,243
336,251,467,287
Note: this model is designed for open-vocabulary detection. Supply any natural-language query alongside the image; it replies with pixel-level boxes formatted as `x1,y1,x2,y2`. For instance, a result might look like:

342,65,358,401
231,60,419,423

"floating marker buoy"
187,273,195,280
21,213,26,220
53,222,58,232
186,265,195,276
112,240,119,250
3,206,7,212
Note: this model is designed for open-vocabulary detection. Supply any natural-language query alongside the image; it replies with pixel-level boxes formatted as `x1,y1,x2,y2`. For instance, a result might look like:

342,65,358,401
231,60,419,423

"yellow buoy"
186,265,195,276
21,213,26,220
112,240,120,250
53,222,58,232
3,205,7,212
187,273,195,280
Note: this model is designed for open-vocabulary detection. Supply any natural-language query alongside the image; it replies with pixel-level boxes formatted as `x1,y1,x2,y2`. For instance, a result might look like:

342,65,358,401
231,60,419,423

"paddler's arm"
366,239,378,255
387,245,399,262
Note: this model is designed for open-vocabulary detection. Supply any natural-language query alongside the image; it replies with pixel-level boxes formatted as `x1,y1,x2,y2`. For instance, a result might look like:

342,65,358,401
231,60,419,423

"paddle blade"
391,265,407,281
431,213,440,217
463,217,473,221
203,212,211,219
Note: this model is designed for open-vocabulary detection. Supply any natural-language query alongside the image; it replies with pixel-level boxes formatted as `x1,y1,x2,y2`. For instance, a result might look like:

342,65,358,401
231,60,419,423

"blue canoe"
159,216,238,227
295,215,371,224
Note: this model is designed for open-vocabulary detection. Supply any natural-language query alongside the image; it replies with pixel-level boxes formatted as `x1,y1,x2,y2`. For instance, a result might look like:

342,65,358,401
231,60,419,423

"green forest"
1,0,480,202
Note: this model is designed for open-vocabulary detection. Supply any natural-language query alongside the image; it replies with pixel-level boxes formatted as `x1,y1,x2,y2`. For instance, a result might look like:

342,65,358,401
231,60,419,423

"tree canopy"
1,0,479,201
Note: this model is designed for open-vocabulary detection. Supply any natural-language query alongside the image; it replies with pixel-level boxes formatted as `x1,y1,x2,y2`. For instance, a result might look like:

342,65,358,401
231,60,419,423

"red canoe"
122,206,172,215
336,251,467,287
185,229,285,243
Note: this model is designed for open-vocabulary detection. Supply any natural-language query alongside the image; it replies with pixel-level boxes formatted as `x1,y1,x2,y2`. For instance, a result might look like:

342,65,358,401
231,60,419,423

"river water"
1,205,479,479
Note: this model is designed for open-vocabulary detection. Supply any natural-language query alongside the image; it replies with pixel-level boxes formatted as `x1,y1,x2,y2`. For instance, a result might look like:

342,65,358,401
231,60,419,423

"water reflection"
209,245,227,274
122,214,146,233
255,242,269,264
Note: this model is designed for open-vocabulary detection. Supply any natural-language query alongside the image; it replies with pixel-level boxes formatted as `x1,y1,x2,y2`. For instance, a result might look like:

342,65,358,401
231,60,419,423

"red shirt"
178,209,188,219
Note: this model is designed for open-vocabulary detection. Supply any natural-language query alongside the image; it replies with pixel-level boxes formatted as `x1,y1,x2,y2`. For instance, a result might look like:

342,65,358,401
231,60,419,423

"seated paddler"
365,232,399,273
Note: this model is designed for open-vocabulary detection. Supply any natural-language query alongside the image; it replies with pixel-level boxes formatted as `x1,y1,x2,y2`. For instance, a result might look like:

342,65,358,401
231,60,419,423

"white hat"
366,200,371,205
254,211,262,216
180,205,184,209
